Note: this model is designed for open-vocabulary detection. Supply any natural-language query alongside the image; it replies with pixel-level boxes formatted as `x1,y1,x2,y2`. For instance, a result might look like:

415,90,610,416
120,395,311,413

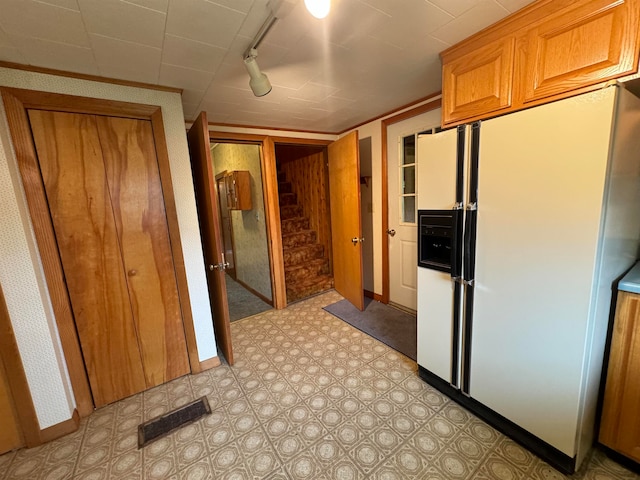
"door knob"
351,237,365,245
387,229,396,237
127,269,137,277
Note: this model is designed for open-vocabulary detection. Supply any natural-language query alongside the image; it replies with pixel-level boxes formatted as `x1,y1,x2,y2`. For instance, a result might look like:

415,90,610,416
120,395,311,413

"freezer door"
416,127,465,385
469,88,617,457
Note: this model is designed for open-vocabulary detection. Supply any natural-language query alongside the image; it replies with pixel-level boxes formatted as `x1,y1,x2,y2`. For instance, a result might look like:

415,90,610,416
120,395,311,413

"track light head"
244,49,272,97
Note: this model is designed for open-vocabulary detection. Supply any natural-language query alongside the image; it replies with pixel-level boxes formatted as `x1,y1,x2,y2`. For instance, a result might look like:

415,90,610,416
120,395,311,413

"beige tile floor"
1,291,638,479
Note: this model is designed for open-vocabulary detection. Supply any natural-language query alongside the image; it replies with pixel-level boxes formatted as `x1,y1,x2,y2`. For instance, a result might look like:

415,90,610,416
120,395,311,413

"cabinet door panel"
97,116,189,388
599,292,640,462
443,37,515,125
523,0,640,102
29,110,147,407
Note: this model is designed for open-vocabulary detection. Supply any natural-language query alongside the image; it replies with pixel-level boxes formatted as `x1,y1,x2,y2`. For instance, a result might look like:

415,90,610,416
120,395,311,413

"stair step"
279,192,297,206
283,244,324,266
281,216,310,235
280,204,303,220
279,181,292,194
287,274,334,303
282,229,317,249
285,258,330,283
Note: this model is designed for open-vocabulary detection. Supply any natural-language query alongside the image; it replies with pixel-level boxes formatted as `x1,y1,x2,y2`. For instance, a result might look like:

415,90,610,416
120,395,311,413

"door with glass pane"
386,108,440,311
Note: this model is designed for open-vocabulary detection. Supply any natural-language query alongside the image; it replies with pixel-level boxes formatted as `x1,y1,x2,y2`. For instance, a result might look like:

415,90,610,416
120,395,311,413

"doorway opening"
274,143,334,303
210,142,273,321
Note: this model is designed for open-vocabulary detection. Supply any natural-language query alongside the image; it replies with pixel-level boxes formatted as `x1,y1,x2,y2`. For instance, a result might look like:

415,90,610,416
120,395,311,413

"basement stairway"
278,171,334,303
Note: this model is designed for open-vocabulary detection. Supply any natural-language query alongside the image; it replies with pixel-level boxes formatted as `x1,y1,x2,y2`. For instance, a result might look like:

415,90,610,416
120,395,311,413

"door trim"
381,97,441,304
208,131,332,310
1,87,201,420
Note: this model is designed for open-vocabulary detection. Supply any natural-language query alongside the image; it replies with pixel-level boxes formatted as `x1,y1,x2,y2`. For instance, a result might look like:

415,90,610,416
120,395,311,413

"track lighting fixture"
244,49,272,97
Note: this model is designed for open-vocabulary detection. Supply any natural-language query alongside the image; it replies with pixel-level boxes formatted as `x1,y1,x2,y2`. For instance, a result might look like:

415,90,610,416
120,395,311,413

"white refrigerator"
416,85,640,473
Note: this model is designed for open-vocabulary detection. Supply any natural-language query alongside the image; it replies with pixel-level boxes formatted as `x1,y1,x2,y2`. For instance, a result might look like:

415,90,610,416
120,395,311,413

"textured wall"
212,144,272,301
0,67,217,428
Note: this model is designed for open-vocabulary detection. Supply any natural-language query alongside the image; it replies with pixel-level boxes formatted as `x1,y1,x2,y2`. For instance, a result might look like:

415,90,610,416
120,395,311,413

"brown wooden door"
0,355,21,454
29,110,189,407
187,112,234,365
328,131,364,311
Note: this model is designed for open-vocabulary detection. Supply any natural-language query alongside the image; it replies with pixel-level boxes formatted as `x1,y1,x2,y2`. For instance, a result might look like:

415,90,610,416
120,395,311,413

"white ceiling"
0,0,536,133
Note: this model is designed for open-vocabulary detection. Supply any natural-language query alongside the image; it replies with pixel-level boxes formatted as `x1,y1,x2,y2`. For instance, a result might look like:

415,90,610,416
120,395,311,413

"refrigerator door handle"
451,209,463,279
463,206,477,283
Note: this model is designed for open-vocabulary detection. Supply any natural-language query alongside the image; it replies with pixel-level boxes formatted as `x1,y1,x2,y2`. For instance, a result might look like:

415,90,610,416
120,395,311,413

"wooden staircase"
279,172,333,303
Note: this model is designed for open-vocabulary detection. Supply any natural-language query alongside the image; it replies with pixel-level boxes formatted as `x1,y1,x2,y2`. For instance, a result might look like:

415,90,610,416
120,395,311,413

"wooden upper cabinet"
440,0,640,126
225,170,252,210
522,0,640,103
442,37,515,125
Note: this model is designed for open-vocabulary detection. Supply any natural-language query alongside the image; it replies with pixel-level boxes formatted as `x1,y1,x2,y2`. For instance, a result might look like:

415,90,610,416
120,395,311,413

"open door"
187,112,234,365
328,131,364,311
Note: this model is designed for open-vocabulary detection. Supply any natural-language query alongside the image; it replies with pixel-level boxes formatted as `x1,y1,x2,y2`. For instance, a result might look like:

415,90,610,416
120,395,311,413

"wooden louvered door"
28,110,189,407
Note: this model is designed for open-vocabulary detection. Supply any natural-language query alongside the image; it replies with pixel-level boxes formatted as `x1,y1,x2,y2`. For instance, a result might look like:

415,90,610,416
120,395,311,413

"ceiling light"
244,49,272,97
304,0,330,18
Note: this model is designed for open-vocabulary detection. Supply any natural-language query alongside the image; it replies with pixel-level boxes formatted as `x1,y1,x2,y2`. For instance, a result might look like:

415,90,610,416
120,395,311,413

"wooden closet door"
29,110,146,407
96,116,189,386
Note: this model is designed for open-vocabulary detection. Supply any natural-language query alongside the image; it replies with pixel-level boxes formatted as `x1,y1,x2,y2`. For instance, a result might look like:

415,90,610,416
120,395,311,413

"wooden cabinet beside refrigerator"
599,282,640,464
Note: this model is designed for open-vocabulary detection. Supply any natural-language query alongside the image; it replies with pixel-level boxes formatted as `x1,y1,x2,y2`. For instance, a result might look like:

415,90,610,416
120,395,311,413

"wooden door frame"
380,97,441,304
208,131,332,310
1,87,202,424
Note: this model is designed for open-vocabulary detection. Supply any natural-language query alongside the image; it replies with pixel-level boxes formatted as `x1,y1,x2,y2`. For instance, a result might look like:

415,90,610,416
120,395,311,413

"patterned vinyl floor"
0,291,637,479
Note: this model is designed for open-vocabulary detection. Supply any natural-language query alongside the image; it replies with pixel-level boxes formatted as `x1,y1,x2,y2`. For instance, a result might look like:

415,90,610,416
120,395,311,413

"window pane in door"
402,135,415,165
403,165,415,194
402,196,415,223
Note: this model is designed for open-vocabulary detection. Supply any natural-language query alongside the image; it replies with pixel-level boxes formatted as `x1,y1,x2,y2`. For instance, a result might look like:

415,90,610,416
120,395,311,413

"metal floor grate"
137,396,211,448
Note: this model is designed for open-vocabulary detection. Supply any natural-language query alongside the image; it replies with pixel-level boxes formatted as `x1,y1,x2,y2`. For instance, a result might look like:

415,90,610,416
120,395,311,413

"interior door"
328,131,364,311
29,110,189,407
0,352,21,454
387,133,418,311
187,112,234,365
386,109,441,311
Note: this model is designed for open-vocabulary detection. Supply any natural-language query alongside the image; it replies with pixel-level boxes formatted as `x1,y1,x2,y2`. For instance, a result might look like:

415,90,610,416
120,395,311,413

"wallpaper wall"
0,66,217,429
212,143,272,301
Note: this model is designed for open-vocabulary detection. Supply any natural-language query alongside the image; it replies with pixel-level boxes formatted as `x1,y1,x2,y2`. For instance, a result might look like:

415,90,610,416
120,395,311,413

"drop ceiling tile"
182,102,200,120
9,34,98,74
36,0,80,10
494,0,536,13
166,0,246,49
258,2,314,49
288,82,339,102
210,61,249,88
430,0,508,45
427,0,481,17
237,1,270,37
90,34,161,83
0,45,27,64
210,0,255,14
181,88,206,105
305,1,390,48
160,64,215,91
162,34,226,72
78,0,166,48
0,0,90,47
124,0,169,13
370,1,453,49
